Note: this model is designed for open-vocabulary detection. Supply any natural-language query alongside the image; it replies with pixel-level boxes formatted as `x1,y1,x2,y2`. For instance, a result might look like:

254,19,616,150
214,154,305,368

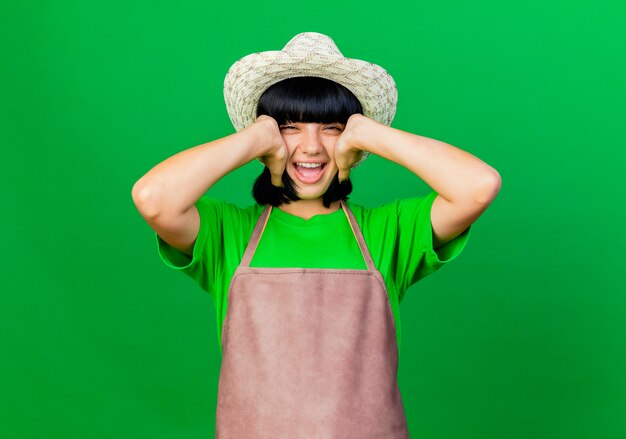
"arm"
335,114,502,249
131,116,287,256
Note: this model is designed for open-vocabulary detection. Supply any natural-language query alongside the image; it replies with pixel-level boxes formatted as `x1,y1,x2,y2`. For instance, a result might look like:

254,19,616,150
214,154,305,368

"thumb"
259,158,285,188
335,150,351,183
337,165,350,183
268,164,285,188
271,172,284,188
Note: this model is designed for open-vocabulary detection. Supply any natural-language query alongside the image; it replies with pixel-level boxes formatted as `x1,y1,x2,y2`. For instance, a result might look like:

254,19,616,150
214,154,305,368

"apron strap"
341,201,375,271
240,202,375,271
241,204,273,267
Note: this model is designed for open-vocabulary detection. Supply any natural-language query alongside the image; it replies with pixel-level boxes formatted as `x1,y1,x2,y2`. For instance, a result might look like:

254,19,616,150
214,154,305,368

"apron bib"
215,202,410,438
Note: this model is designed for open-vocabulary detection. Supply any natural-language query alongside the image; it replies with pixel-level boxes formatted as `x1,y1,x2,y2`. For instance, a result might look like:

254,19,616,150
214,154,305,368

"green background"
2,0,625,438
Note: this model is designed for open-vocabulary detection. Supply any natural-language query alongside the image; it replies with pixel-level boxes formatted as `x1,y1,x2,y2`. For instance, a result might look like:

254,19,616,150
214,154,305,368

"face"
279,121,344,201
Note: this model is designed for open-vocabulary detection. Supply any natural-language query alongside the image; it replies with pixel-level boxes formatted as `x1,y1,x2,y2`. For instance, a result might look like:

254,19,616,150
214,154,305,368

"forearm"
132,129,263,218
358,117,501,204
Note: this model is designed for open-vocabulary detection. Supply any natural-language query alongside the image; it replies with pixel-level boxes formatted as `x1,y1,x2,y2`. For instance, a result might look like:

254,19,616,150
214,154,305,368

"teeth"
296,162,322,168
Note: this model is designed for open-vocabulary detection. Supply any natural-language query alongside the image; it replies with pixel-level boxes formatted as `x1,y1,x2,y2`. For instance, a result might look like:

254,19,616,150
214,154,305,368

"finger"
268,164,285,188
338,166,350,183
271,174,284,188
335,151,354,183
269,170,284,187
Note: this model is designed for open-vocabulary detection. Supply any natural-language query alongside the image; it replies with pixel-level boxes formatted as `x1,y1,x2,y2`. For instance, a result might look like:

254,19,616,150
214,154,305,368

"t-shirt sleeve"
155,197,225,297
393,190,471,297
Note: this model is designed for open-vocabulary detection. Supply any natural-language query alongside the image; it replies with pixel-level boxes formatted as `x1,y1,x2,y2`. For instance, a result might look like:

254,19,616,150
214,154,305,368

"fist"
253,115,288,187
334,114,368,182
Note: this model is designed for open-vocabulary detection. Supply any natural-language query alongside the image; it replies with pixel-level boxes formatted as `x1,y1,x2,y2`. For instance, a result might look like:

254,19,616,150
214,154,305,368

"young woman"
132,32,501,438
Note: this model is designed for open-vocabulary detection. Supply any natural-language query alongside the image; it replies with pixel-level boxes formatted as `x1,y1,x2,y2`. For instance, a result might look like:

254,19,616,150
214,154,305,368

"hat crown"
282,32,343,57
224,31,398,168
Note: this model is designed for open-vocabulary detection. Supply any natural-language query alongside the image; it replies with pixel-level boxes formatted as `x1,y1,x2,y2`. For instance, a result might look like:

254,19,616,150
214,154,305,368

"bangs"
256,76,363,124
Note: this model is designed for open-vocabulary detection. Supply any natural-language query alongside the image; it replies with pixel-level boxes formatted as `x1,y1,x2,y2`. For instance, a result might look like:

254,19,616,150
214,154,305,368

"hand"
251,115,288,187
334,114,370,182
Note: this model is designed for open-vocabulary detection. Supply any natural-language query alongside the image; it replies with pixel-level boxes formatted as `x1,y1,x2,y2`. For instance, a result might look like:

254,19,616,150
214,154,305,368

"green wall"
2,0,625,438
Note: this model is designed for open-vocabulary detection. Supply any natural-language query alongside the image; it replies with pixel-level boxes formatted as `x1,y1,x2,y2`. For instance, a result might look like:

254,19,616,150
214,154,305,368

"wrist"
255,116,284,157
239,117,279,159
345,114,382,154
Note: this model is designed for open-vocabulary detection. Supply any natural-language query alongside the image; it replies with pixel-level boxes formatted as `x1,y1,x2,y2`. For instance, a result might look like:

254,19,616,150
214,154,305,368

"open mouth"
293,162,327,184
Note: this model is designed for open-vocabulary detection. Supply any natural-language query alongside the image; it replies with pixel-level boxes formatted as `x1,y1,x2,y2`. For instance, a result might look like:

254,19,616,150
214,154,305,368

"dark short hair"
253,76,363,208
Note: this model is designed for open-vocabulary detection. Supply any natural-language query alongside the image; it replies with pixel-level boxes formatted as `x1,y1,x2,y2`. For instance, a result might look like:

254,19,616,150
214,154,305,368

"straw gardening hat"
223,32,398,166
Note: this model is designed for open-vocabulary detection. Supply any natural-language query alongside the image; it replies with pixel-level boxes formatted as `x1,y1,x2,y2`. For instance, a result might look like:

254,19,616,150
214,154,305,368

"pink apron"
215,201,410,438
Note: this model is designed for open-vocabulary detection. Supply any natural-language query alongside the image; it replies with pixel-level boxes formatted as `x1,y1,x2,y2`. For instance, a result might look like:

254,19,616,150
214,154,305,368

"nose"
299,126,324,155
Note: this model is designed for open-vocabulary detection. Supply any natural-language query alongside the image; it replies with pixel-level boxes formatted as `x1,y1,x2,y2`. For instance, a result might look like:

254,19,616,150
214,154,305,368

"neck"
277,199,342,220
